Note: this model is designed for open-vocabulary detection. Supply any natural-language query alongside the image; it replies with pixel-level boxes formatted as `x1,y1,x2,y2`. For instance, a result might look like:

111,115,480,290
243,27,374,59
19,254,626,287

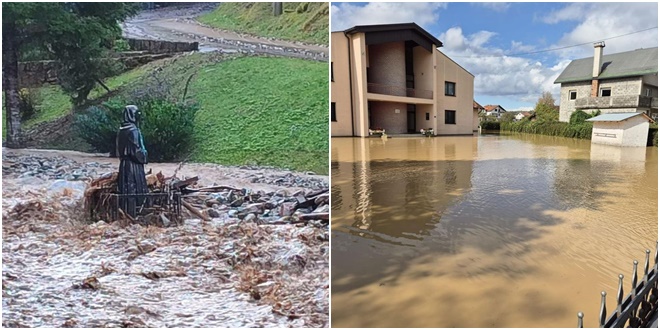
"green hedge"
501,120,593,139
480,121,500,130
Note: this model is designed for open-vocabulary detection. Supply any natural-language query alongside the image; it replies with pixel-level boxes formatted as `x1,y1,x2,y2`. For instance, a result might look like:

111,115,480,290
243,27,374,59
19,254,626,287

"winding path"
122,4,328,61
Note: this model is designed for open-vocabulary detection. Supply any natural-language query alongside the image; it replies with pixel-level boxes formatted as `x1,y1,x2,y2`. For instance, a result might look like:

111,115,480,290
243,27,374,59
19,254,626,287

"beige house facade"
555,44,658,123
331,23,475,137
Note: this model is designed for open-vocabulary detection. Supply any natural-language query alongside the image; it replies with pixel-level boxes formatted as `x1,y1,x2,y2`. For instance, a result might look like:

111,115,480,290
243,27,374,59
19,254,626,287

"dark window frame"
331,62,334,82
445,110,456,125
426,112,430,120
569,90,577,100
331,102,337,122
600,88,612,97
445,81,456,96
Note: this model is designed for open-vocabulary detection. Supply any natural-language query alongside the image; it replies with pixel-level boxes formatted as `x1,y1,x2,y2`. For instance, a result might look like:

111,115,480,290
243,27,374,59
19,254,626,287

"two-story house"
554,43,658,122
331,23,475,137
483,105,507,118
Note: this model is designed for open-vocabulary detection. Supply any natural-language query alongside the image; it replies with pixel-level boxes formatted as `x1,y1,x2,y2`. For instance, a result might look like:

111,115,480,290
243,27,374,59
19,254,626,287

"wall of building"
413,46,434,95
591,116,649,147
352,33,370,137
416,104,434,131
331,32,354,136
591,121,625,145
559,82,592,122
621,116,650,147
369,101,408,134
435,50,474,135
367,42,406,94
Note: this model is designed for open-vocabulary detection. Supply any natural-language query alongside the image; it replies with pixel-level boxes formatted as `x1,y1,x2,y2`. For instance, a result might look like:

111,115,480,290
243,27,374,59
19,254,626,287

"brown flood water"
330,133,657,328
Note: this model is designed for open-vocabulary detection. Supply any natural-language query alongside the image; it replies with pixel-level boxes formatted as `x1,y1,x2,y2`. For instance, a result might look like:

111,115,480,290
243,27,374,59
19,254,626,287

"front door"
407,105,416,133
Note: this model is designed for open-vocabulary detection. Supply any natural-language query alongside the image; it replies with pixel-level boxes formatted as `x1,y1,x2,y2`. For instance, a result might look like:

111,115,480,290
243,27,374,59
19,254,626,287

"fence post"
599,291,607,327
617,274,624,316
577,312,584,328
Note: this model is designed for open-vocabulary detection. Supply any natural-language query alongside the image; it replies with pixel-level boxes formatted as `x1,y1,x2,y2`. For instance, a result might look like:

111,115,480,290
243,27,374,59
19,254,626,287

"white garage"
586,113,653,147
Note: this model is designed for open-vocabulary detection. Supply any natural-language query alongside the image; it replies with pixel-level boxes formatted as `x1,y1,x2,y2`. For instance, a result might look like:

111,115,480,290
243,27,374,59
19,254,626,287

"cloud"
330,2,446,31
543,3,658,58
473,3,511,13
439,27,566,103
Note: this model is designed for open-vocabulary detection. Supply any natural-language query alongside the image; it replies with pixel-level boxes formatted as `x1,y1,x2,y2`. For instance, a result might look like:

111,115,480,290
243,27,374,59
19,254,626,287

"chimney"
591,41,605,97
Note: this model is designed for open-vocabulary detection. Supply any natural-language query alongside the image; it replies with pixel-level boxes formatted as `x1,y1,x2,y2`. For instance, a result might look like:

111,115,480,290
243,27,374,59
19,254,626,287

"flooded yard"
330,133,657,328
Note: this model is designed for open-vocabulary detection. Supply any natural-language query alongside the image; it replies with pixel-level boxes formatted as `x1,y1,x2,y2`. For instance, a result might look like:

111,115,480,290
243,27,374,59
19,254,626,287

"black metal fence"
578,243,658,328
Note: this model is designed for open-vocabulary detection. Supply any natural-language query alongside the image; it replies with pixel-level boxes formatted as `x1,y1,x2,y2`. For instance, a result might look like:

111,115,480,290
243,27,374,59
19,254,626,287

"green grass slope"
190,56,328,174
5,53,329,174
197,2,329,45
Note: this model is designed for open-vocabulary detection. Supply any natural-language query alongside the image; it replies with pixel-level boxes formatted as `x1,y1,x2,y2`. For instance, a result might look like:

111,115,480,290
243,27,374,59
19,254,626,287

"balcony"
575,95,658,110
367,83,433,100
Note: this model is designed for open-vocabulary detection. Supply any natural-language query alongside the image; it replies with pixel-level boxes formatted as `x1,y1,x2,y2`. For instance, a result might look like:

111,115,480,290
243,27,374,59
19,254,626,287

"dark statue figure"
116,105,148,217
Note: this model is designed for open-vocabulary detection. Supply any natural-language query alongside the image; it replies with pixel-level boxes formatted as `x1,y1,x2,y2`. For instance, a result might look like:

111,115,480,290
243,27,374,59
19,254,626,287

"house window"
426,112,430,120
569,90,577,100
445,110,456,125
331,62,334,82
600,88,611,97
445,82,456,96
645,88,652,97
331,102,336,122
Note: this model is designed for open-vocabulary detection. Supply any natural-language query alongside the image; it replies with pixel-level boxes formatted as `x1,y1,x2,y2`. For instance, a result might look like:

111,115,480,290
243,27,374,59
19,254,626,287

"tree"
2,2,137,147
500,112,516,123
534,91,558,122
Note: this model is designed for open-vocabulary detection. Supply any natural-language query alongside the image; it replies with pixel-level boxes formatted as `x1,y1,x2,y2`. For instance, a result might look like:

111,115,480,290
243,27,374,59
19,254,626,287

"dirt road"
122,3,328,61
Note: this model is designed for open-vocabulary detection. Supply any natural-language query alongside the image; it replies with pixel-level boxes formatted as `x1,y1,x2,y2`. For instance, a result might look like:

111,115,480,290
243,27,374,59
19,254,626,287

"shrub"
501,120,593,139
18,88,41,121
480,121,500,130
75,96,199,162
569,110,591,125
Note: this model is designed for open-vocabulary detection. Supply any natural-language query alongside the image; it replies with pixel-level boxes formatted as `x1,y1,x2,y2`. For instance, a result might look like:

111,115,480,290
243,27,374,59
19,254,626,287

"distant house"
514,111,531,121
554,43,658,123
473,100,484,131
484,105,506,118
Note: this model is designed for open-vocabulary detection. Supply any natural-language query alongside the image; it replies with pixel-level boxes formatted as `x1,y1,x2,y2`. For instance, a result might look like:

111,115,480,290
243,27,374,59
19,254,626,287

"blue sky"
331,2,659,111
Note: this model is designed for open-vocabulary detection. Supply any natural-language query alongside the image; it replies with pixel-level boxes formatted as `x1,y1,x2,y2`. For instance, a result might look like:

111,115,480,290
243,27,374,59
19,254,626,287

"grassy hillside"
5,53,329,174
197,2,329,45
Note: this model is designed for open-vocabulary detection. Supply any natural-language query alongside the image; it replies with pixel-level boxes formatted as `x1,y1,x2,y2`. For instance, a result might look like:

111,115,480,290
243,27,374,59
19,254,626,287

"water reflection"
331,134,657,328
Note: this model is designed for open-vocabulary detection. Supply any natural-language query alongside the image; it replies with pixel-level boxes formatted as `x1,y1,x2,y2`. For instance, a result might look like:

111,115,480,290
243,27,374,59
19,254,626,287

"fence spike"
632,260,639,296
617,274,624,315
577,311,584,328
599,291,607,327
644,249,650,277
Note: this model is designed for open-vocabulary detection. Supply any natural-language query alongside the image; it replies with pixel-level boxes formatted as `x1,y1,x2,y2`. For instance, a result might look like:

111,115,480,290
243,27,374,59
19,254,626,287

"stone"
207,208,221,218
279,202,297,217
244,203,264,214
244,213,257,222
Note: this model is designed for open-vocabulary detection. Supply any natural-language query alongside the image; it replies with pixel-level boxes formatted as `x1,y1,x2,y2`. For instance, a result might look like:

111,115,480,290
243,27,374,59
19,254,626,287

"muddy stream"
2,149,329,327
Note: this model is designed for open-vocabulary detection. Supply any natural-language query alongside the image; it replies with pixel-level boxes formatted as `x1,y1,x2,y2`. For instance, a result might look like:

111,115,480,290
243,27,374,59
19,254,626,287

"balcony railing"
575,95,659,110
367,83,433,99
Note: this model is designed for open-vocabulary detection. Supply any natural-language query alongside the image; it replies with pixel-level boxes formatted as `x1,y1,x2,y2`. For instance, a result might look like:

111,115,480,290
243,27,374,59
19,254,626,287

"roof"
344,23,443,48
484,105,505,112
473,100,484,110
586,112,652,122
555,47,658,84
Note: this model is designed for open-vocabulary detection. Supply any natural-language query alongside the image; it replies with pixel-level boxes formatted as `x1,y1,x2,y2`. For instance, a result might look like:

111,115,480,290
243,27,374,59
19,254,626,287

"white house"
586,112,652,147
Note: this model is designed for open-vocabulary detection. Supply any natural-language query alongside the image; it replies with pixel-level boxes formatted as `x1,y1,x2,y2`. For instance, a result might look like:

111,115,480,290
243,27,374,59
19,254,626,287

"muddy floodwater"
331,133,657,328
